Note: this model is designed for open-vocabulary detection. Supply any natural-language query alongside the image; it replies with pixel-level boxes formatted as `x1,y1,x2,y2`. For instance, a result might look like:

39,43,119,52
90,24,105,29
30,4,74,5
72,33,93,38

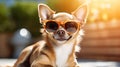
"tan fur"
14,3,88,67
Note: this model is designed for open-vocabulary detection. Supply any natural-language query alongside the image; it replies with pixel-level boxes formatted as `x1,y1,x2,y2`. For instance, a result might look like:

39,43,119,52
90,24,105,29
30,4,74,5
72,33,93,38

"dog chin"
57,40,66,44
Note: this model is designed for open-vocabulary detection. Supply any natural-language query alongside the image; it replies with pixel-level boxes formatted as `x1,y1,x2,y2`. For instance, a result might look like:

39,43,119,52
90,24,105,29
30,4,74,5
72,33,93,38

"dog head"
38,3,88,45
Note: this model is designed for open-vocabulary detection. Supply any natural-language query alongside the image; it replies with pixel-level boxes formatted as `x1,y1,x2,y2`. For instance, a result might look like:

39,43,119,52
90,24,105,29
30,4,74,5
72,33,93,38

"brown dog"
14,3,88,67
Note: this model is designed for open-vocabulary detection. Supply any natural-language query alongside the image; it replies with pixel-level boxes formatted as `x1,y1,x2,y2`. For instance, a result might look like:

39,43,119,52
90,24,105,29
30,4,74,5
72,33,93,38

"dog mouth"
53,36,72,41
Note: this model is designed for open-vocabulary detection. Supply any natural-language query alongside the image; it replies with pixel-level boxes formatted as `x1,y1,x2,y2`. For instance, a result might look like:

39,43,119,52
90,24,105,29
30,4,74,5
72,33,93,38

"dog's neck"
53,41,76,67
45,34,76,67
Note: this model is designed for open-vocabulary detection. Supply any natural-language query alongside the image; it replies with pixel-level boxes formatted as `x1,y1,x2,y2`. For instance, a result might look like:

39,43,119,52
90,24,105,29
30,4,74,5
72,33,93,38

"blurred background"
0,0,120,63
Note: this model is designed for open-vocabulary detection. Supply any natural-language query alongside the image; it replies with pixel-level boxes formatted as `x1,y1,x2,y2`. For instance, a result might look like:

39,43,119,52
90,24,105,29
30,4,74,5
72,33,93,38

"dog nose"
57,30,65,36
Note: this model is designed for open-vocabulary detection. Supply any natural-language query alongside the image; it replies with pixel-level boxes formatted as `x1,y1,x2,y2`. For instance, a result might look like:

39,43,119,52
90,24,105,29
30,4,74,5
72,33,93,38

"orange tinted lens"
65,22,78,33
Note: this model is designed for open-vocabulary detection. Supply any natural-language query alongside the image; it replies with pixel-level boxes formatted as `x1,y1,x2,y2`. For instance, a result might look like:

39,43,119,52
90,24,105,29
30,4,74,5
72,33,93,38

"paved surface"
0,59,120,67
78,59,120,67
0,59,16,67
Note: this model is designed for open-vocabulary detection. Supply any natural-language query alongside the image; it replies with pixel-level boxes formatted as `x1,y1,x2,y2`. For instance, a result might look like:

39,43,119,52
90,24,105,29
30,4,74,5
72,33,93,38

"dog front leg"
31,54,54,67
31,64,53,67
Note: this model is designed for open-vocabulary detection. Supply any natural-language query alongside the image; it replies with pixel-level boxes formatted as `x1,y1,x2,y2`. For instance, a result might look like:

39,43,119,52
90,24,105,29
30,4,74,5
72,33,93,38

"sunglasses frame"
42,20,81,33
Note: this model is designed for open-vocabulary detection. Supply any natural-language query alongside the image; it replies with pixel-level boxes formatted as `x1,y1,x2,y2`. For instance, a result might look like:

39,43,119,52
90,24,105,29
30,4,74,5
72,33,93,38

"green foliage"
10,2,42,37
0,4,15,33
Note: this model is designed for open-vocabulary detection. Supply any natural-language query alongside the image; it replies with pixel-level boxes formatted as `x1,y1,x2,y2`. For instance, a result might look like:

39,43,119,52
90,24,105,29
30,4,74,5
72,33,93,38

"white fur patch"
75,45,81,52
53,42,74,67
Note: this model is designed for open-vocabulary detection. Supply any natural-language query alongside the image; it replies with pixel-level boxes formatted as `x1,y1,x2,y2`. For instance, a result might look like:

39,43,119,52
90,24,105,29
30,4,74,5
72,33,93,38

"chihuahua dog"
14,3,88,67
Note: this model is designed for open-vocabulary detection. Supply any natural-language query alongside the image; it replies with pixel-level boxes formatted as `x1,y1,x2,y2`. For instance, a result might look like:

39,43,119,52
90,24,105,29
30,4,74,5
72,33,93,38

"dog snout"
57,30,65,36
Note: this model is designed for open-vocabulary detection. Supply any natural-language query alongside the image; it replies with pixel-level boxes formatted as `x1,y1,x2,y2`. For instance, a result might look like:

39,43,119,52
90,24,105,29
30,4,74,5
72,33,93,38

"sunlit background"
0,0,120,66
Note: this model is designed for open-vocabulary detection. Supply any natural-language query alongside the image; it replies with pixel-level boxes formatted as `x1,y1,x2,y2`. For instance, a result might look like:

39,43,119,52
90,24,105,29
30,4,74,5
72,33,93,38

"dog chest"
53,43,74,67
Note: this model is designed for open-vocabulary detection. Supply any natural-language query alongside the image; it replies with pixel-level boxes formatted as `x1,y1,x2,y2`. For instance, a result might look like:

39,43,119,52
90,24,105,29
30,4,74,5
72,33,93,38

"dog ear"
72,4,88,25
38,4,55,23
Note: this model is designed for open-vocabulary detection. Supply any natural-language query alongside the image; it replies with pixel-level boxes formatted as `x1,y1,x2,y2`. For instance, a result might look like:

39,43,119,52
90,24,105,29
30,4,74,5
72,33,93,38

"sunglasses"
43,20,80,33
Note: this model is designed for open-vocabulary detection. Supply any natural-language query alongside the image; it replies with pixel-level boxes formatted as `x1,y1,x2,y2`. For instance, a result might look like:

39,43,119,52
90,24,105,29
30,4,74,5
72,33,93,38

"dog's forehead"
53,13,73,22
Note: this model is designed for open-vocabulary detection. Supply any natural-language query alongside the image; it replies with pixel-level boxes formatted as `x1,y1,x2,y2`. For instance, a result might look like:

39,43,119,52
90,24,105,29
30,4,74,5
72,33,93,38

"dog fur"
14,3,88,67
